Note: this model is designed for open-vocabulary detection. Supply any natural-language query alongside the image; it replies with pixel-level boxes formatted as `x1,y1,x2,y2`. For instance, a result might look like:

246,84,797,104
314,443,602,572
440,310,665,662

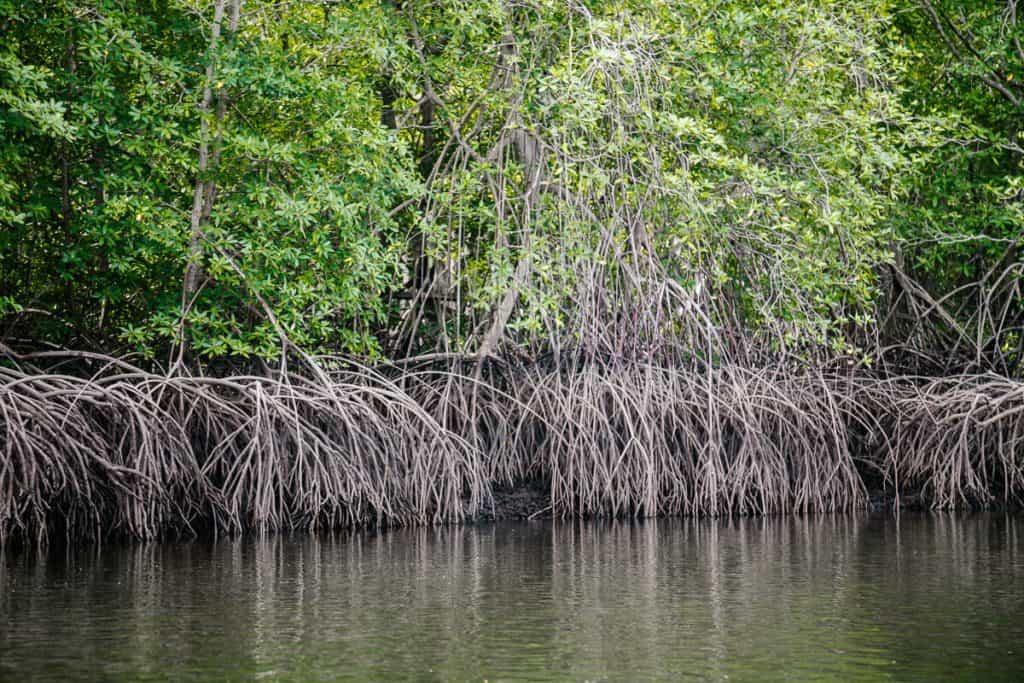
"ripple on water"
1,514,1023,682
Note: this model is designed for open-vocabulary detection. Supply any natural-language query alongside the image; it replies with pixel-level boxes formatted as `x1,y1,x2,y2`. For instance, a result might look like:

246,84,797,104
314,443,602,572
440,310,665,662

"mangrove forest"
2,0,1024,542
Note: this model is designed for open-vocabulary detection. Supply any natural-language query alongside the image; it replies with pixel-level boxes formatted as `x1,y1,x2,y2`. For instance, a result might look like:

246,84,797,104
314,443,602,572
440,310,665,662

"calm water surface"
2,514,1023,682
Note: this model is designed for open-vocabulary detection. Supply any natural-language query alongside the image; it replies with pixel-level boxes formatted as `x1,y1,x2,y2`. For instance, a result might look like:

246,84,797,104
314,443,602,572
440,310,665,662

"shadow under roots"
1,355,1023,543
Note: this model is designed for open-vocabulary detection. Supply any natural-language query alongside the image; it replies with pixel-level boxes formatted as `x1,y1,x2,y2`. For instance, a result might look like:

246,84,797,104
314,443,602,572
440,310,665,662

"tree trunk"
181,0,241,347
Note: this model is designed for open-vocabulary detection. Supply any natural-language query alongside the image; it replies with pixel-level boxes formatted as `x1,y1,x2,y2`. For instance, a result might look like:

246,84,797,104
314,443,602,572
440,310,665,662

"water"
2,514,1022,682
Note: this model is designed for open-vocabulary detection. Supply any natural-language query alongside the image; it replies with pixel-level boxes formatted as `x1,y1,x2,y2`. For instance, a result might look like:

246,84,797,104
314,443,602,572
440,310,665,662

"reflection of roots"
2,354,1023,542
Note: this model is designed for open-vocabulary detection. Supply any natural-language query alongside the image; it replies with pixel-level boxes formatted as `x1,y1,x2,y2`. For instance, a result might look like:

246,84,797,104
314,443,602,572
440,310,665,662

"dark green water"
1,514,1022,682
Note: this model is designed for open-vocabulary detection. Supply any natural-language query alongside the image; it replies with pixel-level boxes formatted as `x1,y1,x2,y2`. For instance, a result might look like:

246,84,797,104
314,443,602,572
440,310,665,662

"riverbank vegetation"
3,351,1023,542
2,0,1023,540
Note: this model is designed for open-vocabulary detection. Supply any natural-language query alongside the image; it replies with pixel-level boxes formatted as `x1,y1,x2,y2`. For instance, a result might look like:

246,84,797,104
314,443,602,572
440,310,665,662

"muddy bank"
477,484,1001,521
474,482,552,522
478,483,925,521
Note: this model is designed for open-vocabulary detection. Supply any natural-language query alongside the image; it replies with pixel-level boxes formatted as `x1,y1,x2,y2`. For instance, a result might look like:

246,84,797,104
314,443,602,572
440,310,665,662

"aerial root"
2,358,1022,542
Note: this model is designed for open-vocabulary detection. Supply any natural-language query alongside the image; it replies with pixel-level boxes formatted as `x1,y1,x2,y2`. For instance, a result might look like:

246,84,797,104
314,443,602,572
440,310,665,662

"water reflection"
1,514,1022,682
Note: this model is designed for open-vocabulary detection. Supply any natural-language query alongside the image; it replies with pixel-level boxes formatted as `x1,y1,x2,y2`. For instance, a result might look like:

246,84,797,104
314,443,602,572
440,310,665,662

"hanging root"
409,360,867,519
0,361,486,543
859,374,1024,508
2,355,1023,543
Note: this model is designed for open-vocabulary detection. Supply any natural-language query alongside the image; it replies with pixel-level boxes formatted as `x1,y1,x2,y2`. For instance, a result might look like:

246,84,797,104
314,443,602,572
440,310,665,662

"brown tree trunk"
478,18,545,357
181,0,241,349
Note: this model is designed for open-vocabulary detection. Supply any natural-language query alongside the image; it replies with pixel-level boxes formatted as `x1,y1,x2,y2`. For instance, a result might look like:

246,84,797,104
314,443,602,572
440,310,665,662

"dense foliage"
1,0,1021,371
886,1,1024,374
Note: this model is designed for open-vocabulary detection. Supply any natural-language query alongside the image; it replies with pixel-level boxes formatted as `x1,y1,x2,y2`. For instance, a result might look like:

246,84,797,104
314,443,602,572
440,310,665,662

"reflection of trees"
1,516,1022,681
854,513,1024,681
